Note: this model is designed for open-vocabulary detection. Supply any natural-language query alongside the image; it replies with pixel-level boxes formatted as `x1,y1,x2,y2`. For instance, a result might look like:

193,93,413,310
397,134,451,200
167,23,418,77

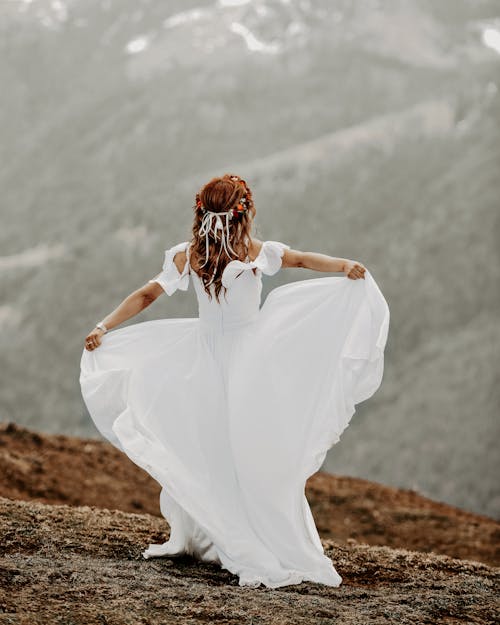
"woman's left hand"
84,328,105,351
343,260,366,280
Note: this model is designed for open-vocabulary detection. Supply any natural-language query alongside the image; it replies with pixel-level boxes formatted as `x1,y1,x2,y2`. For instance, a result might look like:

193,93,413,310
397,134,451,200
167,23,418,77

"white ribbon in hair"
198,210,239,286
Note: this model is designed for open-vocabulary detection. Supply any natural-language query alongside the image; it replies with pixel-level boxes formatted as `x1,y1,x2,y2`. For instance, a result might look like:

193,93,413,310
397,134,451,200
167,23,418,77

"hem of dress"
143,546,343,589
236,567,343,589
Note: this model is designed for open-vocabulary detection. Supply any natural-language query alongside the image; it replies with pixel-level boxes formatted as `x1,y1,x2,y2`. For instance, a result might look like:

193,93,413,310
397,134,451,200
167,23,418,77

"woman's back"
161,239,292,333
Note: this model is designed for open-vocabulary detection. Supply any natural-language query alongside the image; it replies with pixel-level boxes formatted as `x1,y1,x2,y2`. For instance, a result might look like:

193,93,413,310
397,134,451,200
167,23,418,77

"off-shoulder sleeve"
256,240,290,276
148,241,190,295
221,240,290,288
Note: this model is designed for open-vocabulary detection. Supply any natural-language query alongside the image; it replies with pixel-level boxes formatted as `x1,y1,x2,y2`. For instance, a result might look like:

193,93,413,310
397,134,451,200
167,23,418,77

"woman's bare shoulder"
173,249,187,273
247,237,264,261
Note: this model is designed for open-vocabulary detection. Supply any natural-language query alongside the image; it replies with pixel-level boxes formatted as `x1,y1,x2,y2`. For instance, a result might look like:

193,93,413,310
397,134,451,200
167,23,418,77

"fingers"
84,332,102,351
348,264,366,280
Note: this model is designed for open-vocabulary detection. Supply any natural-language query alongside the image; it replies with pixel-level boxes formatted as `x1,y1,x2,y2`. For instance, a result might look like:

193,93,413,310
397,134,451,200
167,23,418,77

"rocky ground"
0,422,498,624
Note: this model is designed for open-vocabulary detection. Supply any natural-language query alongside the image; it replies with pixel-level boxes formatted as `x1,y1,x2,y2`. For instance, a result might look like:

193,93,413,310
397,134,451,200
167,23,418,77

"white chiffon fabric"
79,239,390,589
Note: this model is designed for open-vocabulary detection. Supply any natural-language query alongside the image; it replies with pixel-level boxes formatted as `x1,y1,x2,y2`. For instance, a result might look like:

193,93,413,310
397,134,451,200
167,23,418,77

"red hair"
189,173,255,302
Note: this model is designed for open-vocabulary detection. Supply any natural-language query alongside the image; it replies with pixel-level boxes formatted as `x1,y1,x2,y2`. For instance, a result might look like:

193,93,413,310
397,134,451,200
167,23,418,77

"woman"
80,173,390,589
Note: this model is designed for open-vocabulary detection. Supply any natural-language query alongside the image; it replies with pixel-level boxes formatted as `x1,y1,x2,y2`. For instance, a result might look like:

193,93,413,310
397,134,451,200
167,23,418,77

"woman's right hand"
343,260,366,280
84,328,105,351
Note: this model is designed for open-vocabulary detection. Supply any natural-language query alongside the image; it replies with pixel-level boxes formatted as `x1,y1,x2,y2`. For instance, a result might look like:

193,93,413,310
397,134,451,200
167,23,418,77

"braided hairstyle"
190,173,256,302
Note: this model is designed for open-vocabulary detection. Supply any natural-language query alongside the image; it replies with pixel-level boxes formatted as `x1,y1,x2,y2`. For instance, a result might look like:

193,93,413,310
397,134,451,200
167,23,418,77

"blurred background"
1,0,499,519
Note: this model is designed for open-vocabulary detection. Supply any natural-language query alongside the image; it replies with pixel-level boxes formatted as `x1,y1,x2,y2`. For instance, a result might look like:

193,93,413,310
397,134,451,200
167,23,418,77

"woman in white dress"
80,173,390,589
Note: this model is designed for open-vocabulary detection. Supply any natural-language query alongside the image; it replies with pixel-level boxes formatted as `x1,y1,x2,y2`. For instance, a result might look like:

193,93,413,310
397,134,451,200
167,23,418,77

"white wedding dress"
79,239,390,589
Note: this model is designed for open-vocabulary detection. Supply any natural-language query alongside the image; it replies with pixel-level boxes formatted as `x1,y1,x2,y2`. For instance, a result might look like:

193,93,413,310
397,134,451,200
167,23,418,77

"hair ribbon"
198,209,239,286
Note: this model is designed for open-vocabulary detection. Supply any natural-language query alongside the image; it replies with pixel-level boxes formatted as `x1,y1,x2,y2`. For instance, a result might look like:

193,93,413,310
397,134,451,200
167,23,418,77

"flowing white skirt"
79,270,390,588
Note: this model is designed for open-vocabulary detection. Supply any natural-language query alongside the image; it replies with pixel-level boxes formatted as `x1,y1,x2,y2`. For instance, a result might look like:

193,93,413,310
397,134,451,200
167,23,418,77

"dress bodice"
191,265,264,332
148,240,291,332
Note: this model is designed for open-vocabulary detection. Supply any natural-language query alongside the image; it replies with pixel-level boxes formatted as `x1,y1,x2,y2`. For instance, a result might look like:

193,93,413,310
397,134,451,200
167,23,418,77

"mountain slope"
1,422,498,567
0,0,499,518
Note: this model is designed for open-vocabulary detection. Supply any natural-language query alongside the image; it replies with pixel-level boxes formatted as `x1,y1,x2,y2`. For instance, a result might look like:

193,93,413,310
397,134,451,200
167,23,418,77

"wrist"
95,321,108,334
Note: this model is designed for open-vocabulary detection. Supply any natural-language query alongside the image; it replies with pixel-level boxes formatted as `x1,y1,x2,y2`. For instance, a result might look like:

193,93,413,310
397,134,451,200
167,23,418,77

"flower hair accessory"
196,177,250,286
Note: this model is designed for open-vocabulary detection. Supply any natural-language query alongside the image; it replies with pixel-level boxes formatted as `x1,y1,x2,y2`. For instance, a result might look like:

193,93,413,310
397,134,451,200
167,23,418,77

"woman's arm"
84,282,163,351
281,248,366,280
97,283,163,330
84,250,189,351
